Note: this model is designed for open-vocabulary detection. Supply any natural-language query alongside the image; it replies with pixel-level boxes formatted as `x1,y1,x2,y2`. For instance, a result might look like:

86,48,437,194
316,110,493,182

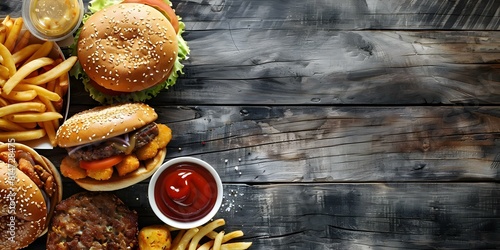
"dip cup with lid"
22,0,84,42
148,157,223,229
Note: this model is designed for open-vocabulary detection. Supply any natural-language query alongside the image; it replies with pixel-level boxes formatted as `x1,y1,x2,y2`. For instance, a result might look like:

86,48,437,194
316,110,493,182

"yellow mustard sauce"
29,0,80,37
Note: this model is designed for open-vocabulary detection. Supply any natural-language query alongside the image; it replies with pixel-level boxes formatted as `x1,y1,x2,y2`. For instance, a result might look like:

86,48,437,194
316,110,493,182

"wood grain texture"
32,182,500,249
43,105,500,183
161,105,500,182
177,0,500,30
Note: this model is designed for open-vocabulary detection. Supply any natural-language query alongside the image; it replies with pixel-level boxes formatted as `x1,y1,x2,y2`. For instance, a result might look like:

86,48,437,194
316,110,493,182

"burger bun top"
77,3,179,93
56,103,158,148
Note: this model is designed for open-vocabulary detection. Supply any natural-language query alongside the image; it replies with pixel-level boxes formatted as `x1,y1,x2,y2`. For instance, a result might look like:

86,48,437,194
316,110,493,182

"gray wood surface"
1,0,499,249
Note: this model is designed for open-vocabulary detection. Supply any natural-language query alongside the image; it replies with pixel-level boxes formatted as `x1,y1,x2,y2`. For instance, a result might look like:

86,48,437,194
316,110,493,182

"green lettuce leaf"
70,0,189,104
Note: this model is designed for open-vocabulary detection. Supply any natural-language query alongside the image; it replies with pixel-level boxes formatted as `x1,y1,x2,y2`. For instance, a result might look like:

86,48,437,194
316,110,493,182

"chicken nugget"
154,124,172,149
115,154,140,176
136,141,159,161
60,156,87,180
87,167,113,180
138,225,172,250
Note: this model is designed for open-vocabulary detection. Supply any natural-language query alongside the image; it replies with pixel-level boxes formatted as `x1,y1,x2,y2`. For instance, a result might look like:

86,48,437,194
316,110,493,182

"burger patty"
69,123,159,161
46,192,138,250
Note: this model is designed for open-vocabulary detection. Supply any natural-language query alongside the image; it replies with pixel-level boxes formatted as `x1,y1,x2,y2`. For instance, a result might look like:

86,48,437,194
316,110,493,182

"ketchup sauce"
154,162,218,222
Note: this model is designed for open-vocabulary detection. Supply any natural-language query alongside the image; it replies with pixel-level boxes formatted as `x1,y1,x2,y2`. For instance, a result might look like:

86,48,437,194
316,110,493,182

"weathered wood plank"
42,105,500,182
32,182,500,249
177,0,500,30
66,29,500,106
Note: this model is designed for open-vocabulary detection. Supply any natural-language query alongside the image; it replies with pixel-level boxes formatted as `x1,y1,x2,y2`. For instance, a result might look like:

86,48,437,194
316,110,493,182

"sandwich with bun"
71,0,190,104
0,143,62,250
56,102,172,191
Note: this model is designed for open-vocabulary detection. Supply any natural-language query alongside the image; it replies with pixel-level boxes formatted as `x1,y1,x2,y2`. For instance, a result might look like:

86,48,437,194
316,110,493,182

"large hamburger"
0,143,62,250
71,0,190,104
56,102,172,191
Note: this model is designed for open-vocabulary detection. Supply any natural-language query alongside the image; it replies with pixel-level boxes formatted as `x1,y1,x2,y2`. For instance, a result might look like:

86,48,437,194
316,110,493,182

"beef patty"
46,192,138,250
69,122,159,162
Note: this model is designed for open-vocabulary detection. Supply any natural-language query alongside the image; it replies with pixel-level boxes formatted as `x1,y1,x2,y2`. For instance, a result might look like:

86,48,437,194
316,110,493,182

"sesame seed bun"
74,147,166,191
77,3,178,93
0,143,62,250
56,103,158,148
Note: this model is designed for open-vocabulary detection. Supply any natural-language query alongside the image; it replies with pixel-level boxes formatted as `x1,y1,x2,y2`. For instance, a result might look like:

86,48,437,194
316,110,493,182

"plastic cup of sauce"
22,0,84,41
148,157,223,229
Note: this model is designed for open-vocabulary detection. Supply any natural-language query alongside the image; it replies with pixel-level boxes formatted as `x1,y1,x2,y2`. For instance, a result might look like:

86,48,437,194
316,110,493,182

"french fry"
0,65,9,79
197,240,214,250
15,83,61,102
213,231,225,250
13,30,31,53
219,242,253,250
188,219,226,250
16,122,38,129
0,25,6,46
23,41,53,65
1,89,37,102
58,73,69,97
0,43,16,77
46,78,57,92
42,120,57,147
0,129,46,142
4,21,13,37
24,56,77,85
2,16,11,27
38,95,60,128
2,57,54,94
171,229,186,249
0,102,46,117
0,118,27,131
12,44,42,64
0,96,9,107
222,230,245,243
4,17,23,52
3,17,13,40
5,112,63,123
172,228,199,250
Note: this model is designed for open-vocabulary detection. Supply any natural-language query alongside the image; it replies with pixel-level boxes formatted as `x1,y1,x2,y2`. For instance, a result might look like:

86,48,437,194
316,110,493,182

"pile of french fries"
172,219,252,250
0,16,77,146
140,218,253,250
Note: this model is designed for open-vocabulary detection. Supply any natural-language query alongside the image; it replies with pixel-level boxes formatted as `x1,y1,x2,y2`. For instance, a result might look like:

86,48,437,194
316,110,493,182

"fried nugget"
60,156,87,180
136,141,160,161
87,167,113,180
138,225,172,250
115,154,140,176
154,124,172,149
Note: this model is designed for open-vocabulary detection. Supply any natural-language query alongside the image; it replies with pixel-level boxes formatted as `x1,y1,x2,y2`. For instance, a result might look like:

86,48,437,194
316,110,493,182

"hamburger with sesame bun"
0,143,62,250
71,0,189,104
56,103,172,191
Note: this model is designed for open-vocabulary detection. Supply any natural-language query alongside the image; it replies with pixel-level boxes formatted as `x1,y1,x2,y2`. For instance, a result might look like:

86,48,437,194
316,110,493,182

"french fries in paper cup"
0,16,74,148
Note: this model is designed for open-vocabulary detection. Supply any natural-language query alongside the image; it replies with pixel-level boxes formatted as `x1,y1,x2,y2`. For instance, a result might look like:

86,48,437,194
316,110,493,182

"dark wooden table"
2,0,500,249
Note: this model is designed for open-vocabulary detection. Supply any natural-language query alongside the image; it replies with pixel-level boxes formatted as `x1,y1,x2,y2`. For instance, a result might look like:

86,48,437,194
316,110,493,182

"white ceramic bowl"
148,157,223,229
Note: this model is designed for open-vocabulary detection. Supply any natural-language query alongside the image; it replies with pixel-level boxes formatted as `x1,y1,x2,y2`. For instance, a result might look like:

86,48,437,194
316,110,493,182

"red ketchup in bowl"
154,162,218,222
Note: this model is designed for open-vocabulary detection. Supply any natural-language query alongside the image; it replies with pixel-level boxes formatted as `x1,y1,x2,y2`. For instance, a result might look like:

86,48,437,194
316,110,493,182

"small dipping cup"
22,0,84,41
148,157,223,229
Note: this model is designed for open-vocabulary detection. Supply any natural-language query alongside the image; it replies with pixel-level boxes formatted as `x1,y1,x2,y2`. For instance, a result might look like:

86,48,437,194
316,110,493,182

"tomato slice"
80,155,124,170
122,0,179,33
